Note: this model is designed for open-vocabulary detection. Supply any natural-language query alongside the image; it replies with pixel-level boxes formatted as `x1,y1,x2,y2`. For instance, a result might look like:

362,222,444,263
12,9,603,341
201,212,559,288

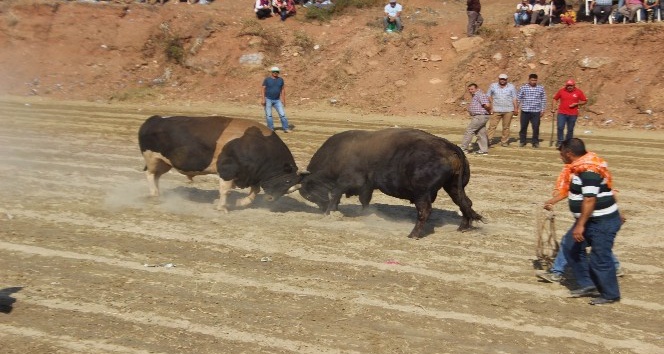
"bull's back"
138,116,272,173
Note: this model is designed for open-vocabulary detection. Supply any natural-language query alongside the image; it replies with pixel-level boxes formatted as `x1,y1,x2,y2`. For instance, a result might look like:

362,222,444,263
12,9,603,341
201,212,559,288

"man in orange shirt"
551,79,587,148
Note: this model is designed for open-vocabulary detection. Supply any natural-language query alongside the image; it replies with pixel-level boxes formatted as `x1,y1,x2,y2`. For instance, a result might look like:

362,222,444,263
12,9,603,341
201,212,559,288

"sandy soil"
0,96,663,353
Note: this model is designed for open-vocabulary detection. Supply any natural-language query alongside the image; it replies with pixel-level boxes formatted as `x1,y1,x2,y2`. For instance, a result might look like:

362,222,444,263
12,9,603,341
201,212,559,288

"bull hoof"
215,205,229,213
407,233,423,239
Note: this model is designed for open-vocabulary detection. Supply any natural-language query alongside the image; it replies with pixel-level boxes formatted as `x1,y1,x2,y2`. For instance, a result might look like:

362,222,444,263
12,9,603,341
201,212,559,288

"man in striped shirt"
517,73,546,148
460,83,491,155
558,138,624,305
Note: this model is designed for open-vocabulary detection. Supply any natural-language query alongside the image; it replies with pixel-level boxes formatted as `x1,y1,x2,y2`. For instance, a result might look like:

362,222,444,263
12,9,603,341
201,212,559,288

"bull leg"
409,197,432,239
145,159,172,197
324,190,343,214
216,178,234,213
442,184,483,231
358,186,373,210
236,185,260,208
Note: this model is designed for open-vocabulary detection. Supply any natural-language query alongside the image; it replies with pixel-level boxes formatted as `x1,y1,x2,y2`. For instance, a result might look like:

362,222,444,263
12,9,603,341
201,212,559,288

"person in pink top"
551,79,587,148
618,0,644,22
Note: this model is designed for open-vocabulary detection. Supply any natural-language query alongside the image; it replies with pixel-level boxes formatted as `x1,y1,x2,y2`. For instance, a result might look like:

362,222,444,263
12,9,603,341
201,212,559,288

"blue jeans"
563,212,622,300
556,113,577,145
551,232,620,275
519,111,541,145
514,12,529,26
264,98,289,131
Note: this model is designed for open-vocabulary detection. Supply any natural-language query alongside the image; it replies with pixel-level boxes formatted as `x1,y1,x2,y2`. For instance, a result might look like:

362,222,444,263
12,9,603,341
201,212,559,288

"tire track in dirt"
0,324,160,354
2,242,662,354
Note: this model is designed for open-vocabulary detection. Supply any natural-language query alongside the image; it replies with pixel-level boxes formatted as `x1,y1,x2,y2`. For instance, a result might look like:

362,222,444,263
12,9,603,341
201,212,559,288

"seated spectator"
514,0,533,27
273,0,296,21
560,4,577,25
384,0,403,32
255,0,272,19
590,0,614,24
618,0,644,22
550,0,566,23
530,0,551,25
642,0,659,21
304,0,334,8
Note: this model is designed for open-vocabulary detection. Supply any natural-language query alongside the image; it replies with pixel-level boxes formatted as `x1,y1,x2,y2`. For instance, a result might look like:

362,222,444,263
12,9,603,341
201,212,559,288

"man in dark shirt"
466,0,483,37
261,66,291,133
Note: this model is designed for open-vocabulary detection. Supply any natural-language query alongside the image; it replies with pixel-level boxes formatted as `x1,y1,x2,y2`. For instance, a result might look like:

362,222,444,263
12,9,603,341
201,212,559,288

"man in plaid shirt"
517,73,546,148
460,83,492,155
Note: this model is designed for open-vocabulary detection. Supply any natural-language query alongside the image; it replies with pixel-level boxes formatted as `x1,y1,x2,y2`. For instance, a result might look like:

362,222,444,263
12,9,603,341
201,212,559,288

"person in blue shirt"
261,67,291,133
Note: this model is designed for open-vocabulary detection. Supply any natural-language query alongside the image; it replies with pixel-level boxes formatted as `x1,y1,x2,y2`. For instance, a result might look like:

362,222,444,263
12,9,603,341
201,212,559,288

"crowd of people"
254,0,334,20
461,73,587,154
461,73,623,305
511,0,662,27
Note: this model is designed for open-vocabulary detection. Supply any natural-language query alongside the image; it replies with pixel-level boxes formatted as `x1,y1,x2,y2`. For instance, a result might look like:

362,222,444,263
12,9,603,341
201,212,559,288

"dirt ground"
0,0,663,353
0,96,663,353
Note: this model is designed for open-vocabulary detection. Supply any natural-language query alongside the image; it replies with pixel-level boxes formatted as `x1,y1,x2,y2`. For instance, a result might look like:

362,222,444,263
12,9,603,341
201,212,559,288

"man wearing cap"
517,73,547,148
460,83,491,155
384,0,403,32
261,67,291,133
487,74,518,147
552,79,587,148
466,0,483,37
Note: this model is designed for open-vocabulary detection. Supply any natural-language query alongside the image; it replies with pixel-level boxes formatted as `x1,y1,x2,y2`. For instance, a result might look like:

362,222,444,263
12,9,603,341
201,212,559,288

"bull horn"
287,184,301,193
297,170,311,176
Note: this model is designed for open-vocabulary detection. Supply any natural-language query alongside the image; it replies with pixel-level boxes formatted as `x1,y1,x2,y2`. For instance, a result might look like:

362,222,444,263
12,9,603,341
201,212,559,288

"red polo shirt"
553,87,587,115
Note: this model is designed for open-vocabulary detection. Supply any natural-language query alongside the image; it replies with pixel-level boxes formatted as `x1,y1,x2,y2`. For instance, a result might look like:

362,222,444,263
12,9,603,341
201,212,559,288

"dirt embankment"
0,0,662,129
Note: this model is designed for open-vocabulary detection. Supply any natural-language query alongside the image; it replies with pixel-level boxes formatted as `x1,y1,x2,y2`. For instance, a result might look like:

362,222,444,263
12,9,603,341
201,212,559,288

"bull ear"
298,170,311,176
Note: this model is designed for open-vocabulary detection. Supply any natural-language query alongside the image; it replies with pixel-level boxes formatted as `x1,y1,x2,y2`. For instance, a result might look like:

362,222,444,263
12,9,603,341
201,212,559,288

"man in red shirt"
551,79,587,148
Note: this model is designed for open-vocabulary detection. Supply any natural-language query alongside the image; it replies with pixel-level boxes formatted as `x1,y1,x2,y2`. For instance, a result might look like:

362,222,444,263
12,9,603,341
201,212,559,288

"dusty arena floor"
1,97,663,354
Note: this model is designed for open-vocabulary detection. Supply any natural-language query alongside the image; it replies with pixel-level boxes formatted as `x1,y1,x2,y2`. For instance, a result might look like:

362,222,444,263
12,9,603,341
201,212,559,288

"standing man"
460,83,491,155
384,0,403,32
487,73,518,147
556,138,624,305
517,73,546,148
551,79,587,148
466,0,483,37
261,66,291,133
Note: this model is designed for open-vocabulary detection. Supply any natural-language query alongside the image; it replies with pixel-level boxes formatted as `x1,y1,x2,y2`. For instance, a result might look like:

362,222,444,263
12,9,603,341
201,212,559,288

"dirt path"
1,97,663,353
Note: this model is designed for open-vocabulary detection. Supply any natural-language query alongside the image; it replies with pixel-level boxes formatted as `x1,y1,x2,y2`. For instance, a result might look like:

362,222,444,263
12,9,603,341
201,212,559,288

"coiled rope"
535,207,559,270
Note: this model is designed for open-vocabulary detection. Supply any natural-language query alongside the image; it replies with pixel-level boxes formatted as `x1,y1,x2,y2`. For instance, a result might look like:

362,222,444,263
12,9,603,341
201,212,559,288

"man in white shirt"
384,0,403,32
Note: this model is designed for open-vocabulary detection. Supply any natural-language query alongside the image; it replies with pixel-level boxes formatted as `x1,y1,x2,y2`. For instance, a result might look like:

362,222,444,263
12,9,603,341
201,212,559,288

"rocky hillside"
0,0,662,129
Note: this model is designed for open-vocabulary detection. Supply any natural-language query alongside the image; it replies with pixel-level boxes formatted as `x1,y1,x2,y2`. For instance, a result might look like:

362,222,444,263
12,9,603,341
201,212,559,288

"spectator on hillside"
550,0,566,23
273,0,296,21
517,73,546,148
590,0,614,24
552,79,587,148
255,0,272,19
466,0,484,37
304,0,334,9
530,0,552,25
486,73,518,147
618,0,643,22
384,0,403,32
514,0,533,26
560,4,577,25
642,0,659,22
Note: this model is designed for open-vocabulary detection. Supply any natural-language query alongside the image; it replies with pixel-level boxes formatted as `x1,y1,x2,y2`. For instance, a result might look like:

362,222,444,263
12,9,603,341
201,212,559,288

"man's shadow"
0,287,22,314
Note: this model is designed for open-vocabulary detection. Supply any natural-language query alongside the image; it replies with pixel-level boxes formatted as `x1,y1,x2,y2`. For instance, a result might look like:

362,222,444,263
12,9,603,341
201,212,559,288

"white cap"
498,73,508,79
270,66,280,72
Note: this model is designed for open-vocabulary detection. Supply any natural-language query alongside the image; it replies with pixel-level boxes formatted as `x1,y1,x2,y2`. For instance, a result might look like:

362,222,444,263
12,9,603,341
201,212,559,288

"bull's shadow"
0,287,22,314
334,203,466,238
